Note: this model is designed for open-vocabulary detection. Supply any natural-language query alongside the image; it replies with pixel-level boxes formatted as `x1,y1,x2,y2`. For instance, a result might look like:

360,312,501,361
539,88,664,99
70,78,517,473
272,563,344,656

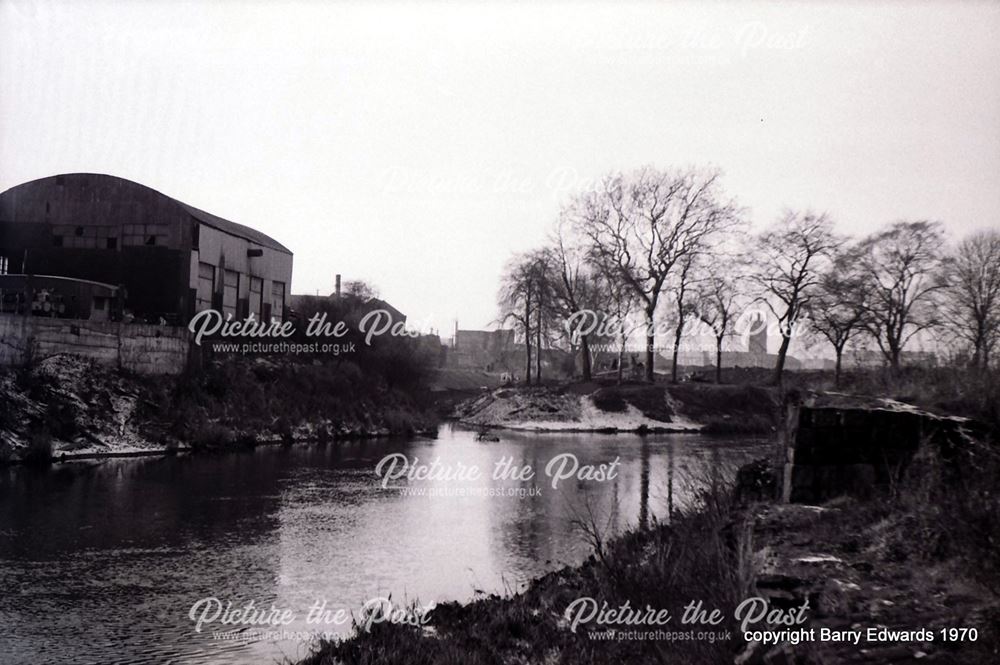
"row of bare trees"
498,166,1000,385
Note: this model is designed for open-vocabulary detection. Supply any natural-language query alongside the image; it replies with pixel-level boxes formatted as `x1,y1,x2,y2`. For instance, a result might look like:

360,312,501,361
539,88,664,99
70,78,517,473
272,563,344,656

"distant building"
845,349,939,369
0,173,293,324
289,274,406,328
447,325,517,370
747,311,768,354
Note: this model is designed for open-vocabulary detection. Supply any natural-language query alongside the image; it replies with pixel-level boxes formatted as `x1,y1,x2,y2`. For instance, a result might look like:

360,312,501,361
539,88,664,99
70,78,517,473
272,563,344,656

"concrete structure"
779,393,975,503
0,274,121,320
0,173,292,325
0,313,190,374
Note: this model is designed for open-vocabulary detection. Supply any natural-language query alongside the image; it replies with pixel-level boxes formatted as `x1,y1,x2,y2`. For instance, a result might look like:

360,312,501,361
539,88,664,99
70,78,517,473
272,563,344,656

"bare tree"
856,220,946,371
667,251,701,383
573,166,741,382
943,229,1000,369
546,219,604,381
751,211,840,385
596,264,641,384
808,248,869,388
498,251,551,385
696,259,744,384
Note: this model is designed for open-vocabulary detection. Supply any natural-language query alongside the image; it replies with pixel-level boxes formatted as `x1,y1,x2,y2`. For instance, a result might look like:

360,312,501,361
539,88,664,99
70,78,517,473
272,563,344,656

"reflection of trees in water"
639,438,650,530
490,436,633,575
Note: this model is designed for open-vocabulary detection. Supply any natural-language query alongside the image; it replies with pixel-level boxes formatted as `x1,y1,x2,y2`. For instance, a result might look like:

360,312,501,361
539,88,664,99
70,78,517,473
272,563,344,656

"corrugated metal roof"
176,200,292,254
1,173,293,254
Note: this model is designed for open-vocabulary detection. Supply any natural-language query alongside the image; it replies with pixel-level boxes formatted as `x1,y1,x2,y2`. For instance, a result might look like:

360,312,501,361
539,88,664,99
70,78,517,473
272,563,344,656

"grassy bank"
681,365,1000,432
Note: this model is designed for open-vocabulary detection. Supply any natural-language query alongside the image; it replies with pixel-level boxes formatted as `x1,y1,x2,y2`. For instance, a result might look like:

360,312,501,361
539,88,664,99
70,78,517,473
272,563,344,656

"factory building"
0,173,292,324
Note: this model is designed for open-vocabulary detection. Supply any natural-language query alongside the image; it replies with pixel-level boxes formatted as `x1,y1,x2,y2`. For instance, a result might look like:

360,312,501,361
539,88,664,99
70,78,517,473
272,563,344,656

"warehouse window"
0,255,7,275
223,270,239,318
271,281,285,322
196,262,215,312
249,277,263,319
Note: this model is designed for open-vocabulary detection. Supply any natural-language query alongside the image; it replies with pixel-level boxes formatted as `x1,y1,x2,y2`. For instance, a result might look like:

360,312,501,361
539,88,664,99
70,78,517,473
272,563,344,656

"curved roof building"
0,173,292,323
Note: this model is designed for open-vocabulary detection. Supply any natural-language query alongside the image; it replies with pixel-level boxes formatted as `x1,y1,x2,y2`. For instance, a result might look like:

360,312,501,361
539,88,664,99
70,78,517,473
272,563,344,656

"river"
0,424,771,664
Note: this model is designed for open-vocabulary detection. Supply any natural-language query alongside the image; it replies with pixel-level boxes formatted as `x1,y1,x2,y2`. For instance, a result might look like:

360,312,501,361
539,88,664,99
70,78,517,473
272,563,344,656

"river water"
0,424,770,664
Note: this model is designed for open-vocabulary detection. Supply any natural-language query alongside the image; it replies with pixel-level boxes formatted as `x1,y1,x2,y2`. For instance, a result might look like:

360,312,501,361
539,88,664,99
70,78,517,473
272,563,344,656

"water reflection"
0,424,769,664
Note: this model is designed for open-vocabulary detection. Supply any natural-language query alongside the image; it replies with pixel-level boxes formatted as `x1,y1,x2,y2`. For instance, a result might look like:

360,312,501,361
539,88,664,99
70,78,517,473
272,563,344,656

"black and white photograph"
1,1,999,663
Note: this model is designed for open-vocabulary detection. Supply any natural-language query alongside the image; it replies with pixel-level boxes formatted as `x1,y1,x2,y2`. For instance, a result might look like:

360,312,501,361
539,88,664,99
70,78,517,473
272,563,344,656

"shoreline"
4,428,440,467
453,382,780,435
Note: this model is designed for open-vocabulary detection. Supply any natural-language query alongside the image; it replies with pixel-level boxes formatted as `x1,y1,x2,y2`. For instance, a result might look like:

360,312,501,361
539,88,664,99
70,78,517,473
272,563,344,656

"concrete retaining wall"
780,393,972,503
0,314,189,374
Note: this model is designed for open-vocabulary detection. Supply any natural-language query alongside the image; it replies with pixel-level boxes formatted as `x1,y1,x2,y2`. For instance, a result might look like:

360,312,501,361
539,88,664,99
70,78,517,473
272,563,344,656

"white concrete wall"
0,314,189,374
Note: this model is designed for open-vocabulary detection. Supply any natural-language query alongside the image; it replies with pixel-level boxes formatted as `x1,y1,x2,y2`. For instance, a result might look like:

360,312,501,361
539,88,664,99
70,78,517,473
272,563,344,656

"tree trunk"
535,297,542,384
715,335,723,384
671,317,684,384
617,336,625,384
580,335,592,381
889,344,901,373
773,333,791,386
834,348,843,389
644,307,656,383
524,297,532,386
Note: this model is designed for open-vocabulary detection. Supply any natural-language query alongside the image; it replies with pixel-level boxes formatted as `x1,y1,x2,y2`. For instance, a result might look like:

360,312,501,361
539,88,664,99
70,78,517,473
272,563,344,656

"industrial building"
0,173,292,324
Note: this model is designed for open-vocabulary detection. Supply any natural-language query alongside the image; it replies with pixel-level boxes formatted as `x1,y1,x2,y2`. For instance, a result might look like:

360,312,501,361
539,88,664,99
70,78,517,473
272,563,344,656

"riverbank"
298,442,1000,665
454,382,779,434
0,354,438,464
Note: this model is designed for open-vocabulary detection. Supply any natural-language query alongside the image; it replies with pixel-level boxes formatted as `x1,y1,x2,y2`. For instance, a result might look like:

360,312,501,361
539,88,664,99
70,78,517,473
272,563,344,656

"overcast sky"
2,1,999,334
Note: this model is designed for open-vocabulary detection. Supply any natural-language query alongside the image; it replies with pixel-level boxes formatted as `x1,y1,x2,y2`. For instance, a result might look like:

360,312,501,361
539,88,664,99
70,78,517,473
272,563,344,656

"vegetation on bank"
0,288,443,464
141,354,439,451
0,353,439,464
797,365,1000,433
456,363,1000,436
